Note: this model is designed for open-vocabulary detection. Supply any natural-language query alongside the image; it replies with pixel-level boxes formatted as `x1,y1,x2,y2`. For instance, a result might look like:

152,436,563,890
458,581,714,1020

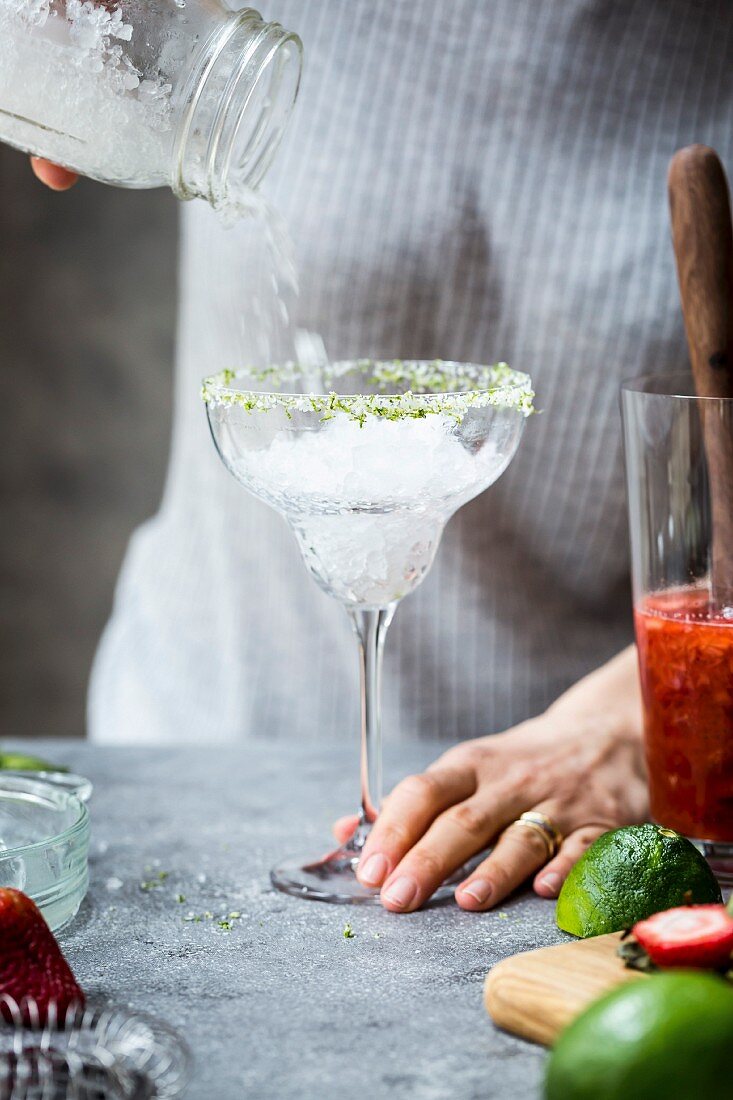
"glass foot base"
271,844,466,905
691,839,733,885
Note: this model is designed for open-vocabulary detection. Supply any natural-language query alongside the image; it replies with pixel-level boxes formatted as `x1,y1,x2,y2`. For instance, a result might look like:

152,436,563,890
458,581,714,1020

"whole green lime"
556,824,721,937
0,752,64,772
545,972,733,1100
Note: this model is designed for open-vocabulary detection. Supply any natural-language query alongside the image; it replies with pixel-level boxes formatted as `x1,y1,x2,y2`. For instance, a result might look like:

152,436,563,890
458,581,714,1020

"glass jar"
622,371,733,881
0,1,302,208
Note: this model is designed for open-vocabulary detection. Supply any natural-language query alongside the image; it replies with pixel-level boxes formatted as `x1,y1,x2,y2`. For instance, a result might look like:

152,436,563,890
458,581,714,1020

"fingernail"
359,853,389,887
383,876,418,909
459,879,493,905
538,872,561,895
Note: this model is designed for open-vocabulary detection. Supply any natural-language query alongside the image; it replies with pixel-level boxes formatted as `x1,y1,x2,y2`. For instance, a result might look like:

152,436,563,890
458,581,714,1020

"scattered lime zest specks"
184,909,243,929
176,894,186,904
343,922,355,939
498,912,509,920
140,869,170,891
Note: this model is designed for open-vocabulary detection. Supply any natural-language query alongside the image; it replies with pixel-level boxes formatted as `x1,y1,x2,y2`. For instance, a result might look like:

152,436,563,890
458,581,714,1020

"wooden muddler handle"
668,145,733,604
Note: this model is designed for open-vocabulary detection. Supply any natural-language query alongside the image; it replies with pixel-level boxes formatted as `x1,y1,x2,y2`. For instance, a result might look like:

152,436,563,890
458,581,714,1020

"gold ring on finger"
519,811,563,856
506,813,562,859
506,819,555,859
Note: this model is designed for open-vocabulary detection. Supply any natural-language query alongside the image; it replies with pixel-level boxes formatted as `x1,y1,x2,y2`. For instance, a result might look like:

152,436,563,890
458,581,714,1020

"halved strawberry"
0,889,84,1024
633,904,733,970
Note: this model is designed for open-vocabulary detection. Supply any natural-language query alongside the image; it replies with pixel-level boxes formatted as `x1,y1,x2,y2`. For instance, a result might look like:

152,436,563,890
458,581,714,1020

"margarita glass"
203,360,533,902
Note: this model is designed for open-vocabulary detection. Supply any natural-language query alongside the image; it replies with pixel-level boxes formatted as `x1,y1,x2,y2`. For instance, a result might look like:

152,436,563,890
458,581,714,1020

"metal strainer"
0,999,191,1099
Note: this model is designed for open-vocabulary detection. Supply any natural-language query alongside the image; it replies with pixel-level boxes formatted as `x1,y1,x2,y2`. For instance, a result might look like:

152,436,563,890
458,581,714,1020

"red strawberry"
0,889,84,1024
633,904,733,970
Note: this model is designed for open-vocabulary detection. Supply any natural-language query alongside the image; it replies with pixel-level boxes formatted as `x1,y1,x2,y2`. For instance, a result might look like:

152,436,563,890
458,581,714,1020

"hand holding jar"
3,1,301,211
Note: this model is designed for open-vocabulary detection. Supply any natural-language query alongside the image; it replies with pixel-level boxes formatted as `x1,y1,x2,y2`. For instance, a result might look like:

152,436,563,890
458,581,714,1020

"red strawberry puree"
635,589,733,843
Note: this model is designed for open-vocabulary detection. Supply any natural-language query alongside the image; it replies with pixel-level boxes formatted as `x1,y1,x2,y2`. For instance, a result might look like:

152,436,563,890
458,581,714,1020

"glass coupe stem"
347,604,397,851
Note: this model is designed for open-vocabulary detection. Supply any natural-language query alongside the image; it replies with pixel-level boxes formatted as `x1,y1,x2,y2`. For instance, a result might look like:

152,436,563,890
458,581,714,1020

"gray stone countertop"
25,740,566,1100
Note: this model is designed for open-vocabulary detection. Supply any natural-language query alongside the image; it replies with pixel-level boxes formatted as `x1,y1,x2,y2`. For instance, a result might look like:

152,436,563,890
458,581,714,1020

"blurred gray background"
0,146,176,738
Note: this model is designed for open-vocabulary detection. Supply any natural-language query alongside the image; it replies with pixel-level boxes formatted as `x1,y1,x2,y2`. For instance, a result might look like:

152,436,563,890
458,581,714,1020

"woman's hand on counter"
334,646,648,913
30,157,78,191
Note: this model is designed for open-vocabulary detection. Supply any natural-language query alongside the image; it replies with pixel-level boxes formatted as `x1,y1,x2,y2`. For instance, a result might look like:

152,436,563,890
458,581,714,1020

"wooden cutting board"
484,932,646,1046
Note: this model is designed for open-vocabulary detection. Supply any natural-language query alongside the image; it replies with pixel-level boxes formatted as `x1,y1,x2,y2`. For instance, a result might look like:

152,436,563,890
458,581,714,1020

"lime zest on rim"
201,360,535,425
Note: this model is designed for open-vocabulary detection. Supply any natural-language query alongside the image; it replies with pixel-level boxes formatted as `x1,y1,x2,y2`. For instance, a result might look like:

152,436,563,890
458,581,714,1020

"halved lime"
556,824,721,937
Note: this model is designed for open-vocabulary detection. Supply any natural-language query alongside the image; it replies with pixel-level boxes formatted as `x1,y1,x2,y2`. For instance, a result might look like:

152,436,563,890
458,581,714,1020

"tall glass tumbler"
622,372,733,880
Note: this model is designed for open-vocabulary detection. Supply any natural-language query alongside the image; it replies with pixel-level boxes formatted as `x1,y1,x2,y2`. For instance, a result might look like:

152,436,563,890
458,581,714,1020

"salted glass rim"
622,370,733,402
201,359,534,422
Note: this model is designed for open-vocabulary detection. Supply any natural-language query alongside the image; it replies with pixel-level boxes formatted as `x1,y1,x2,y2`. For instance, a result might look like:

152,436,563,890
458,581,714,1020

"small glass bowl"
0,773,90,932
